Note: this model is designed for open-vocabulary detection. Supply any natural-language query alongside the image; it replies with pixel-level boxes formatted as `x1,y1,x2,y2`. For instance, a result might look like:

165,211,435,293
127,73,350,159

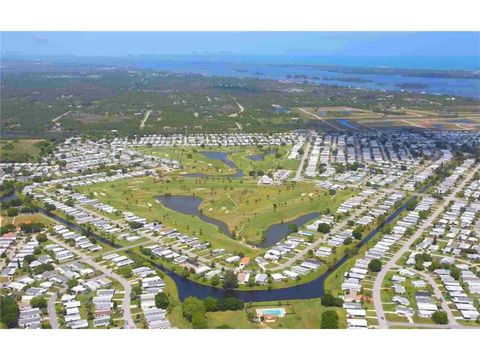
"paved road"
48,235,136,329
139,110,152,129
372,164,480,328
387,321,468,329
298,108,342,131
269,192,386,271
410,269,467,328
293,141,311,181
47,292,59,329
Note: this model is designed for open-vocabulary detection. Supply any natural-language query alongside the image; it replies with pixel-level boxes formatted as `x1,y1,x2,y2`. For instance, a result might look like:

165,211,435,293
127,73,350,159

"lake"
156,195,232,238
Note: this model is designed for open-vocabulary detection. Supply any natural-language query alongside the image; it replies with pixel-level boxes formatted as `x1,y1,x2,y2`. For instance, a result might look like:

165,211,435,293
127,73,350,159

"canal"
3,187,422,302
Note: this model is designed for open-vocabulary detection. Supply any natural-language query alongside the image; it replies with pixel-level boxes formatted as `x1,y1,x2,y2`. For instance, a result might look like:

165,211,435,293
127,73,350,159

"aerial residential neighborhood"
1,24,479,360
2,126,480,330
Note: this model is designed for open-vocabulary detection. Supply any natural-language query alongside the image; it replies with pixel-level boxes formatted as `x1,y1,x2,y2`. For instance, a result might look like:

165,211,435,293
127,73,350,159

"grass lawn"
166,292,346,329
140,145,299,178
77,176,355,251
0,212,56,227
140,147,235,176
228,145,299,175
163,274,193,329
249,298,347,329
0,139,50,162
207,310,258,329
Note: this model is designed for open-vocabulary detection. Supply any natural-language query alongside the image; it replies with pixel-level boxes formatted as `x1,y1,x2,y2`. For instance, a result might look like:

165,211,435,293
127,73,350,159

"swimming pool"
257,308,286,317
262,309,282,315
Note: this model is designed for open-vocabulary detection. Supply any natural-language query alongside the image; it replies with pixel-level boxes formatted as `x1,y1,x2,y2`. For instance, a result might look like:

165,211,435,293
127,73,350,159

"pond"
3,182,428,302
247,149,276,161
259,212,320,248
156,195,232,238
182,150,244,178
156,194,319,247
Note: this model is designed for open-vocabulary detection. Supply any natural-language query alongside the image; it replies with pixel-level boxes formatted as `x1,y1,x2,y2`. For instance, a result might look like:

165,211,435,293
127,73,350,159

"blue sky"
1,32,479,57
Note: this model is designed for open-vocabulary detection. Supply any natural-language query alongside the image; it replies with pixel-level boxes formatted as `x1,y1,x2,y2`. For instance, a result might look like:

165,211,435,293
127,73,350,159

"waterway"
247,150,276,161
156,194,320,248
135,57,480,99
3,187,422,301
261,212,320,248
156,195,232,238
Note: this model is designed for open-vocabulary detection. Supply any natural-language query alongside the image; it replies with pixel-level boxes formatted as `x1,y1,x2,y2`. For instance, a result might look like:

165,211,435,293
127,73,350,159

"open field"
0,212,56,227
168,296,346,329
293,105,480,131
77,176,355,247
0,139,52,163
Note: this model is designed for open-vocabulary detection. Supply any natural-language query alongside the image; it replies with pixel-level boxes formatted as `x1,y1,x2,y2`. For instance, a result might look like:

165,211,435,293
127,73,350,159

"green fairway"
140,145,299,177
141,147,236,176
78,175,355,249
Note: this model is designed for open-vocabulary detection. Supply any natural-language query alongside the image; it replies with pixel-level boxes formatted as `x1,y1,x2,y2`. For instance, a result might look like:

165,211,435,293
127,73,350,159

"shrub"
321,310,339,329
431,311,448,325
30,296,47,309
321,293,344,307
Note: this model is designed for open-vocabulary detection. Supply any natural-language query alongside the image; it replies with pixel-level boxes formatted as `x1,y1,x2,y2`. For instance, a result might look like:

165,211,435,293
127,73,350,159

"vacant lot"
0,139,50,162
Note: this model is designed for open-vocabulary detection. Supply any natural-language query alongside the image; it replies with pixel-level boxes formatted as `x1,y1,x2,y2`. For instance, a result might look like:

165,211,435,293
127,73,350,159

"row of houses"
434,268,479,320
124,132,302,148
341,193,437,327
132,266,171,329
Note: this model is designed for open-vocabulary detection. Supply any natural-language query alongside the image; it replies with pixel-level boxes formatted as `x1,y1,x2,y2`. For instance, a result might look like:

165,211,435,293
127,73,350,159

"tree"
65,199,75,207
317,223,331,234
431,311,448,325
203,297,218,312
0,224,16,235
223,270,238,289
128,221,143,229
368,259,382,272
67,278,79,291
154,292,169,309
24,254,37,264
321,310,339,329
182,296,205,321
450,266,461,280
0,295,19,328
30,296,47,309
7,207,18,217
352,225,364,240
44,203,56,212
210,275,220,287
191,311,208,329
288,223,298,233
321,293,344,307
218,297,244,311
20,222,45,233
36,233,48,242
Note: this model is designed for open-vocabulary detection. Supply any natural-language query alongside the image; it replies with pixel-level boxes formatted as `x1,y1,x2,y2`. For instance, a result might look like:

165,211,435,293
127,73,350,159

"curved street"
47,235,136,329
372,163,480,329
